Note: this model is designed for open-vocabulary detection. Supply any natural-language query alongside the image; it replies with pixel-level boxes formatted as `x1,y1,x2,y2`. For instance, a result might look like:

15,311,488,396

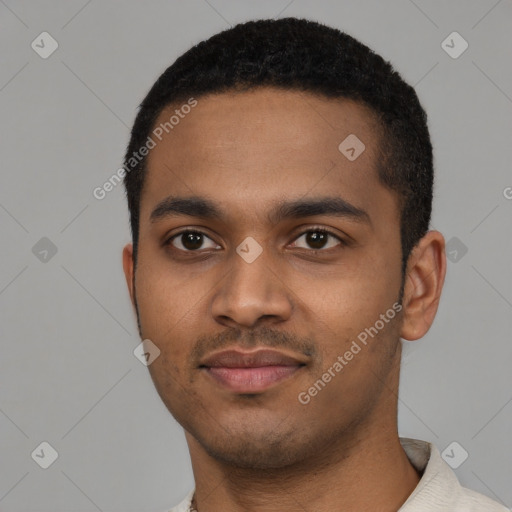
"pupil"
183,232,203,250
307,231,327,249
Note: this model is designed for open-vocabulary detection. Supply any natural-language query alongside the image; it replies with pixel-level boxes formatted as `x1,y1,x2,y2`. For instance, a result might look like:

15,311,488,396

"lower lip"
204,365,302,393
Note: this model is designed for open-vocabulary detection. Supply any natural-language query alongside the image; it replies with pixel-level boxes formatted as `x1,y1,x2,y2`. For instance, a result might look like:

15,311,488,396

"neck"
186,407,420,511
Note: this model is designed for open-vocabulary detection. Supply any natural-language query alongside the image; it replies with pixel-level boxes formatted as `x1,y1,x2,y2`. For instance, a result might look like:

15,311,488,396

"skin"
123,87,446,512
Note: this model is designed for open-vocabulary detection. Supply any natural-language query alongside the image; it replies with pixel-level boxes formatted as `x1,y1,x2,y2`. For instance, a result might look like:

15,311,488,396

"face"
124,88,408,469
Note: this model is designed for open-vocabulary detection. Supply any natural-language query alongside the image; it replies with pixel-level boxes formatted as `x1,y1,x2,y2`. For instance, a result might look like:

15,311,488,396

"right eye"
165,230,221,252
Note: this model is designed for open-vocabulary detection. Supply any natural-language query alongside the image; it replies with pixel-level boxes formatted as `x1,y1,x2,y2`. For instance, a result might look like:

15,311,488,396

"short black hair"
123,17,433,278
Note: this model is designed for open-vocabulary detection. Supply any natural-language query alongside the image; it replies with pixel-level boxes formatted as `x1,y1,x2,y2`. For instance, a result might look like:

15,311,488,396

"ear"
122,243,136,308
400,230,447,341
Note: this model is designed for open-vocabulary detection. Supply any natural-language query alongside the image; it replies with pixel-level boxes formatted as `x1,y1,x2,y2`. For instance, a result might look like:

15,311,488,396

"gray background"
0,1,511,511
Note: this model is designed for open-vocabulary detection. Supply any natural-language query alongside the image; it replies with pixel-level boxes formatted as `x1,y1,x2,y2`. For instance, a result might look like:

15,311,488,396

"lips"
199,349,306,393
200,349,305,368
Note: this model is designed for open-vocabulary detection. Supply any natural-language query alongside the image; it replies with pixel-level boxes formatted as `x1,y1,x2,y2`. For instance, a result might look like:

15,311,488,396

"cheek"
298,269,401,371
300,268,397,326
298,308,400,419
134,257,206,349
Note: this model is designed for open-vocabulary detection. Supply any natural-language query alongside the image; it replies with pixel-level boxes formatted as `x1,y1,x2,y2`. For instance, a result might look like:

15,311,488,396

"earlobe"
122,243,135,307
400,231,447,341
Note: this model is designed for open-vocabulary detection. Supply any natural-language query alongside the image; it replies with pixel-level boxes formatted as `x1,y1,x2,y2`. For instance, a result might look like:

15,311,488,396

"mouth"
199,348,307,393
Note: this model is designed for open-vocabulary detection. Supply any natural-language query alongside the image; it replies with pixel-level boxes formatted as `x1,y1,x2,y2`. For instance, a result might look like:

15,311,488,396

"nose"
211,245,293,328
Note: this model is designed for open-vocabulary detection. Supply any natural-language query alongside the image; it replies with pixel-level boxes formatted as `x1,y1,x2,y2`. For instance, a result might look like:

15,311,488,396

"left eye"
290,230,343,250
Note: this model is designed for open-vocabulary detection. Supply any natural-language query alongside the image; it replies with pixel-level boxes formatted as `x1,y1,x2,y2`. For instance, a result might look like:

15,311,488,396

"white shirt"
167,437,508,511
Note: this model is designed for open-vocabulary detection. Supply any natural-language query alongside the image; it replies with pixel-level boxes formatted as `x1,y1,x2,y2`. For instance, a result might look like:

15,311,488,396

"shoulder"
455,485,509,512
166,489,194,512
399,438,508,511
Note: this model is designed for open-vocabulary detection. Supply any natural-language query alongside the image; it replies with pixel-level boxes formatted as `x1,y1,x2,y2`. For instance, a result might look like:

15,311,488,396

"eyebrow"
150,195,371,226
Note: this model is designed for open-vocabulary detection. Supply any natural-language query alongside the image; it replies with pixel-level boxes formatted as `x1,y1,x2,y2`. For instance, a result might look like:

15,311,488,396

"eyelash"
164,227,346,253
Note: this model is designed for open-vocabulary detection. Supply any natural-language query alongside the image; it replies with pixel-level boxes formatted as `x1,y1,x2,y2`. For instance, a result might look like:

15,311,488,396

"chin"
189,418,319,470
203,439,303,469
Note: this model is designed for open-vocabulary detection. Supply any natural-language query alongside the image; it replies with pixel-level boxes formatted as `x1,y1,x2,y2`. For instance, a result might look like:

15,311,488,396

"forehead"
149,87,381,158
140,87,397,228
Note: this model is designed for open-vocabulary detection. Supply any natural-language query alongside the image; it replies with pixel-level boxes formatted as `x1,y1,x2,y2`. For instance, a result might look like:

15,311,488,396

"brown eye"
168,231,219,251
181,232,204,250
305,231,329,249
291,229,343,250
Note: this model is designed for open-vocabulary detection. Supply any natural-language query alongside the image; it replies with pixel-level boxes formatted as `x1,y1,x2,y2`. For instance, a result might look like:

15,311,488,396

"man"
121,17,507,512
